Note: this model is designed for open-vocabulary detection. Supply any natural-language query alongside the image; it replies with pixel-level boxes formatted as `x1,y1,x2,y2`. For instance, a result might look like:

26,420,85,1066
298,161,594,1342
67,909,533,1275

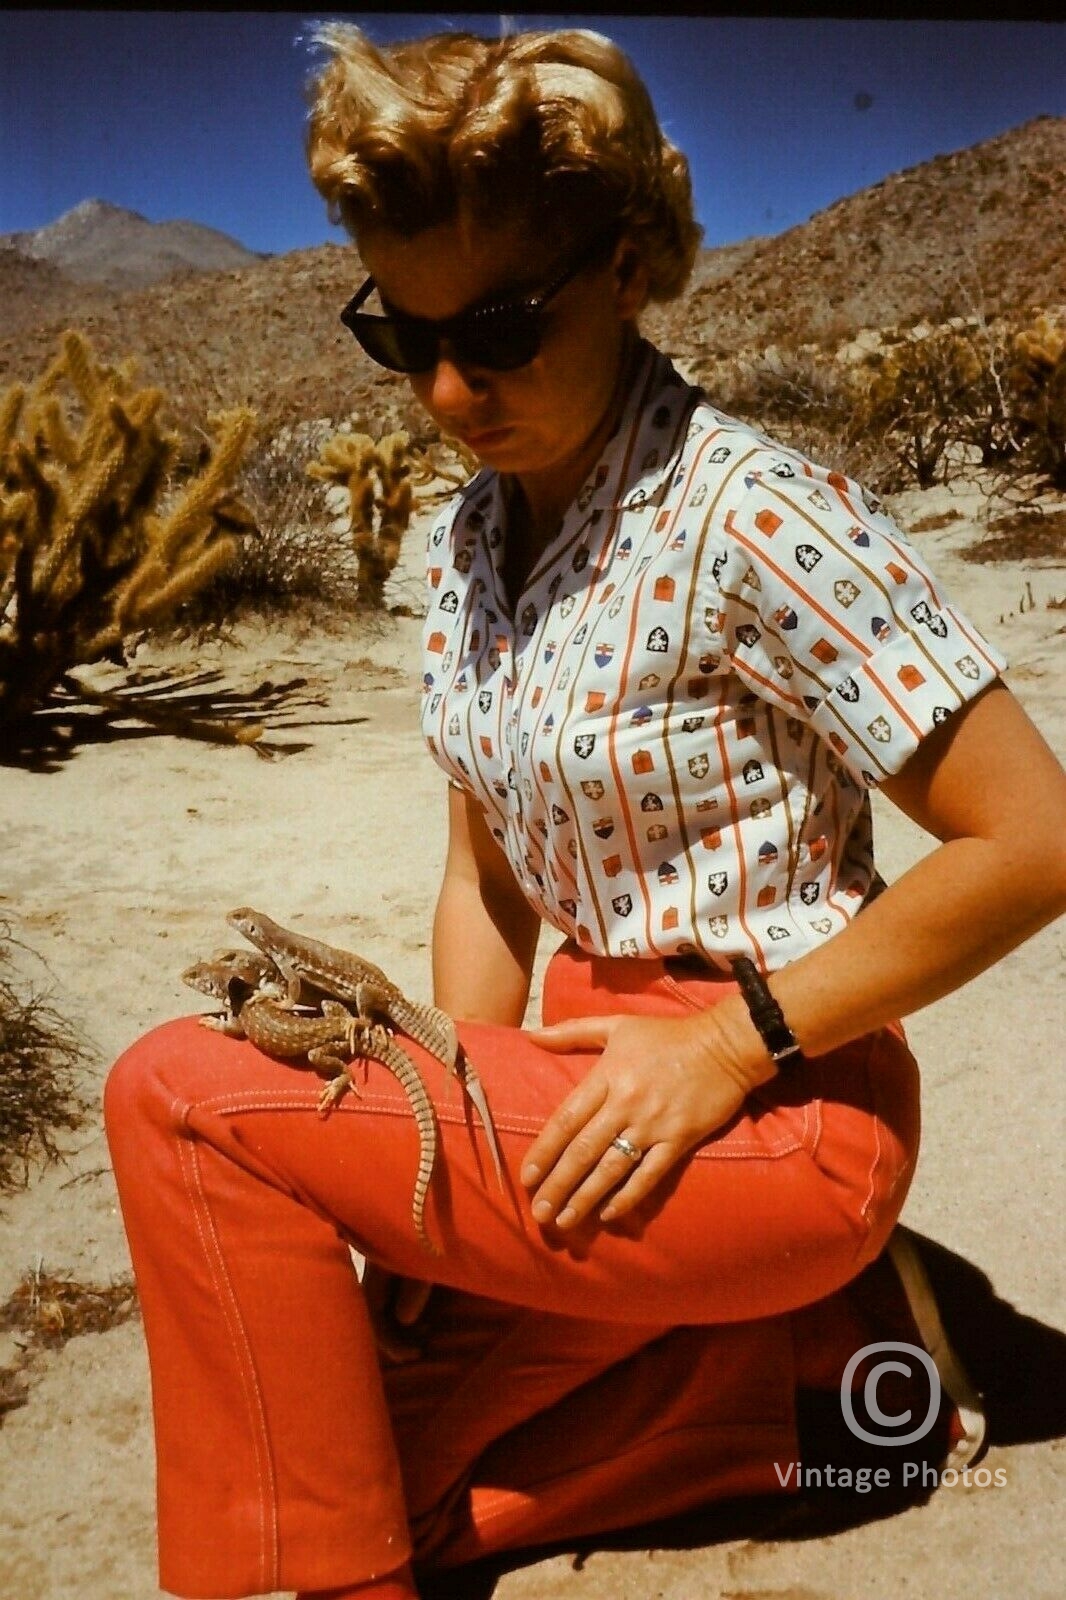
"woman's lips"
462,427,512,450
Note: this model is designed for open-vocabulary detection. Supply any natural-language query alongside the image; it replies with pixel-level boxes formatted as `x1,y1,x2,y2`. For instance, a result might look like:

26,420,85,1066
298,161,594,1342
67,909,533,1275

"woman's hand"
519,1009,775,1231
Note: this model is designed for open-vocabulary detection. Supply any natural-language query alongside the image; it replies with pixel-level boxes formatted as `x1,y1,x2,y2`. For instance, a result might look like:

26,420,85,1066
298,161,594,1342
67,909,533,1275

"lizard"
182,955,440,1255
225,908,459,1064
225,907,502,1186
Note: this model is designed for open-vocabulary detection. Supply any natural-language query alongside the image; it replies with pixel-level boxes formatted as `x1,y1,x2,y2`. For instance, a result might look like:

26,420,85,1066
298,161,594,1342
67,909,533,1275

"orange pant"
104,944,921,1598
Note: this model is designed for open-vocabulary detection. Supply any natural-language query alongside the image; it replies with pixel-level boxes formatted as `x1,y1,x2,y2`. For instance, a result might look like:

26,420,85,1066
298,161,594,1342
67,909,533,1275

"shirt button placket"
506,632,539,893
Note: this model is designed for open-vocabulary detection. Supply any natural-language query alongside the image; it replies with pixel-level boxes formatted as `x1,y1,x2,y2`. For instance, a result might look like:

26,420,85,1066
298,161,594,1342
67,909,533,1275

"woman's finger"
551,1136,673,1229
525,1015,614,1053
527,1098,647,1222
520,1069,609,1189
598,1144,680,1222
520,1016,625,1186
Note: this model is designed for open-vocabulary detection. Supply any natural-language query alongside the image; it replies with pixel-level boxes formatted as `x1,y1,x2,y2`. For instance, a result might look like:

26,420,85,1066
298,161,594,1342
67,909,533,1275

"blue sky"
2,11,1063,257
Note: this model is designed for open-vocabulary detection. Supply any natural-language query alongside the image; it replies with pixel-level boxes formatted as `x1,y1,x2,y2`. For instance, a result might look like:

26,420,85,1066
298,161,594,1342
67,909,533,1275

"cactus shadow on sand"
0,665,359,771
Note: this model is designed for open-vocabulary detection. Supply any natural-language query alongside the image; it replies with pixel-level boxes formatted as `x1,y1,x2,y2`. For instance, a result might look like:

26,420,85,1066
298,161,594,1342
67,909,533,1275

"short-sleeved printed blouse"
420,340,1007,972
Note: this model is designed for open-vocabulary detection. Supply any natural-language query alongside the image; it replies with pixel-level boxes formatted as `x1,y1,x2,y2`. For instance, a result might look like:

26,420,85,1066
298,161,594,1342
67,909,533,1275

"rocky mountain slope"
0,248,113,338
0,198,264,292
643,115,1066,372
2,117,1062,448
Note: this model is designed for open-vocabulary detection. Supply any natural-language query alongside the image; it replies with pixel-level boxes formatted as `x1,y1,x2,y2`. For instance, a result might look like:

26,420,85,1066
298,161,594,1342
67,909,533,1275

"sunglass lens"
348,316,436,374
463,309,540,371
345,306,543,373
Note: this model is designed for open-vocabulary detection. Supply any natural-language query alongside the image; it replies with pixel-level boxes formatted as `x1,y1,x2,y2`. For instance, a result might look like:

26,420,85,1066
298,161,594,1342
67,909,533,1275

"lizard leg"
315,1075,354,1115
352,980,398,1035
200,1015,246,1038
277,957,305,1005
307,1042,361,1113
343,1012,374,1056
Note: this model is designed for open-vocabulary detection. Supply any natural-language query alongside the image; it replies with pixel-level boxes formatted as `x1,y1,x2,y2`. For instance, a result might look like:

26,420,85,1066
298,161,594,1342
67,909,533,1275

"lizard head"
183,954,279,1004
182,960,231,1000
226,907,274,945
209,947,283,987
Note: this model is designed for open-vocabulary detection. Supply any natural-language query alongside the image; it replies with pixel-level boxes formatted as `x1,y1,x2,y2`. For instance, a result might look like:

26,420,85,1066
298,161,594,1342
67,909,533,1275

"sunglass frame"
339,229,619,374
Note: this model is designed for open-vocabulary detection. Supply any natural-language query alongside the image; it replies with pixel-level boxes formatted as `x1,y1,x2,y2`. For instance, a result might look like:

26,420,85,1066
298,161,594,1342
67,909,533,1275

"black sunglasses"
340,230,618,375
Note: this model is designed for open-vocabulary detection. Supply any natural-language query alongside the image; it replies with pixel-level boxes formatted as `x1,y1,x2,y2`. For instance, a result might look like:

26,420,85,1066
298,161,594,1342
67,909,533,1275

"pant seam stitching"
203,1095,813,1158
857,1035,883,1229
174,1098,279,1590
194,1091,815,1159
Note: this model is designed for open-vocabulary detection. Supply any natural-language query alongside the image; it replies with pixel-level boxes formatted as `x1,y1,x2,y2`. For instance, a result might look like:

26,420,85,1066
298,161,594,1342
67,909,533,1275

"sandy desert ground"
1,474,1063,1600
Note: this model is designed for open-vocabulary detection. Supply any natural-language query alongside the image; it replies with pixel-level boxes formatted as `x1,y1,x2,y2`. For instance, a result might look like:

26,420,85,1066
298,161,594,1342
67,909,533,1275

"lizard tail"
455,1051,504,1190
388,1000,501,1188
390,997,460,1072
375,1036,442,1258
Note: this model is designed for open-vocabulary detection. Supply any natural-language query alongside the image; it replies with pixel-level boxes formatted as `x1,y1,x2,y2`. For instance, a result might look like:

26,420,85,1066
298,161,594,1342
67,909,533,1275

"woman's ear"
612,238,650,318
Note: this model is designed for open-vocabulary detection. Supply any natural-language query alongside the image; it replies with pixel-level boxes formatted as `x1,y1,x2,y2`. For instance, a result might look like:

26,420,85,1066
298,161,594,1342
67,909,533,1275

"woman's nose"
422,351,489,414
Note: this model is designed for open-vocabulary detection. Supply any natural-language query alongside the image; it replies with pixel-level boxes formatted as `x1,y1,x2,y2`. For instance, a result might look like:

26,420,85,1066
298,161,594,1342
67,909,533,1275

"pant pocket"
803,1028,921,1253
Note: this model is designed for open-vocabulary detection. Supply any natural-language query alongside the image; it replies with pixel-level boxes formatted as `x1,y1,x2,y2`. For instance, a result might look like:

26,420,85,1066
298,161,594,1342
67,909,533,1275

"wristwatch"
729,956,806,1068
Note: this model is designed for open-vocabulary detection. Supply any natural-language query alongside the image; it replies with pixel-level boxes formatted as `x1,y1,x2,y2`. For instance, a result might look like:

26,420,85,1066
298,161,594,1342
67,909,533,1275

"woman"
105,23,1066,1600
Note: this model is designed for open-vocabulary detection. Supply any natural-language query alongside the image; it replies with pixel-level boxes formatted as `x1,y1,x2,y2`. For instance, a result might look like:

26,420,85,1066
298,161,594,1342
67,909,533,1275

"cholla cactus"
373,430,414,602
306,427,416,608
1011,315,1066,374
0,330,256,727
307,431,379,530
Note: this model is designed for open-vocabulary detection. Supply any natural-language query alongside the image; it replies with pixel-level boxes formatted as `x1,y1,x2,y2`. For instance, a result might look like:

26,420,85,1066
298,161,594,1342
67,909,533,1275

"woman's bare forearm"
432,870,541,1024
708,684,1066,1086
432,787,542,1025
750,835,1064,1072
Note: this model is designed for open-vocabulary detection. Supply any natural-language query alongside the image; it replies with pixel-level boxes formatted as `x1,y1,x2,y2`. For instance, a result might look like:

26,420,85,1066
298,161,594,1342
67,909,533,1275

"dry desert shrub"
852,327,988,490
704,307,1066,502
172,421,478,628
0,1263,139,1421
0,1265,138,1345
0,928,92,1195
999,314,1066,492
849,310,1066,495
177,419,473,624
175,433,358,625
703,346,899,492
707,346,849,424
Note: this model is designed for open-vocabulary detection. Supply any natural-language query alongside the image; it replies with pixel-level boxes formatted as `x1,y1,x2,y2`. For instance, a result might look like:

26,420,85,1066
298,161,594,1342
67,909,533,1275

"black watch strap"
729,956,805,1068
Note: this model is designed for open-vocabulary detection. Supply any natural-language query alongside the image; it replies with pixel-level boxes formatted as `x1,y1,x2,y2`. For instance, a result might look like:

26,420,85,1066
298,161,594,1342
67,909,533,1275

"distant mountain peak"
60,198,148,226
1,197,263,291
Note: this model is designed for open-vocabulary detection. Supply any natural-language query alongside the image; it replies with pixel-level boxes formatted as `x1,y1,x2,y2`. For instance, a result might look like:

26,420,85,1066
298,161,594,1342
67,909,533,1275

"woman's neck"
507,325,642,544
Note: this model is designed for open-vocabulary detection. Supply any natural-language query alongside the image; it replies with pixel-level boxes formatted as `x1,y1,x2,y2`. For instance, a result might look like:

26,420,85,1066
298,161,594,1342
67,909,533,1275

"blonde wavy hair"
303,23,702,303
